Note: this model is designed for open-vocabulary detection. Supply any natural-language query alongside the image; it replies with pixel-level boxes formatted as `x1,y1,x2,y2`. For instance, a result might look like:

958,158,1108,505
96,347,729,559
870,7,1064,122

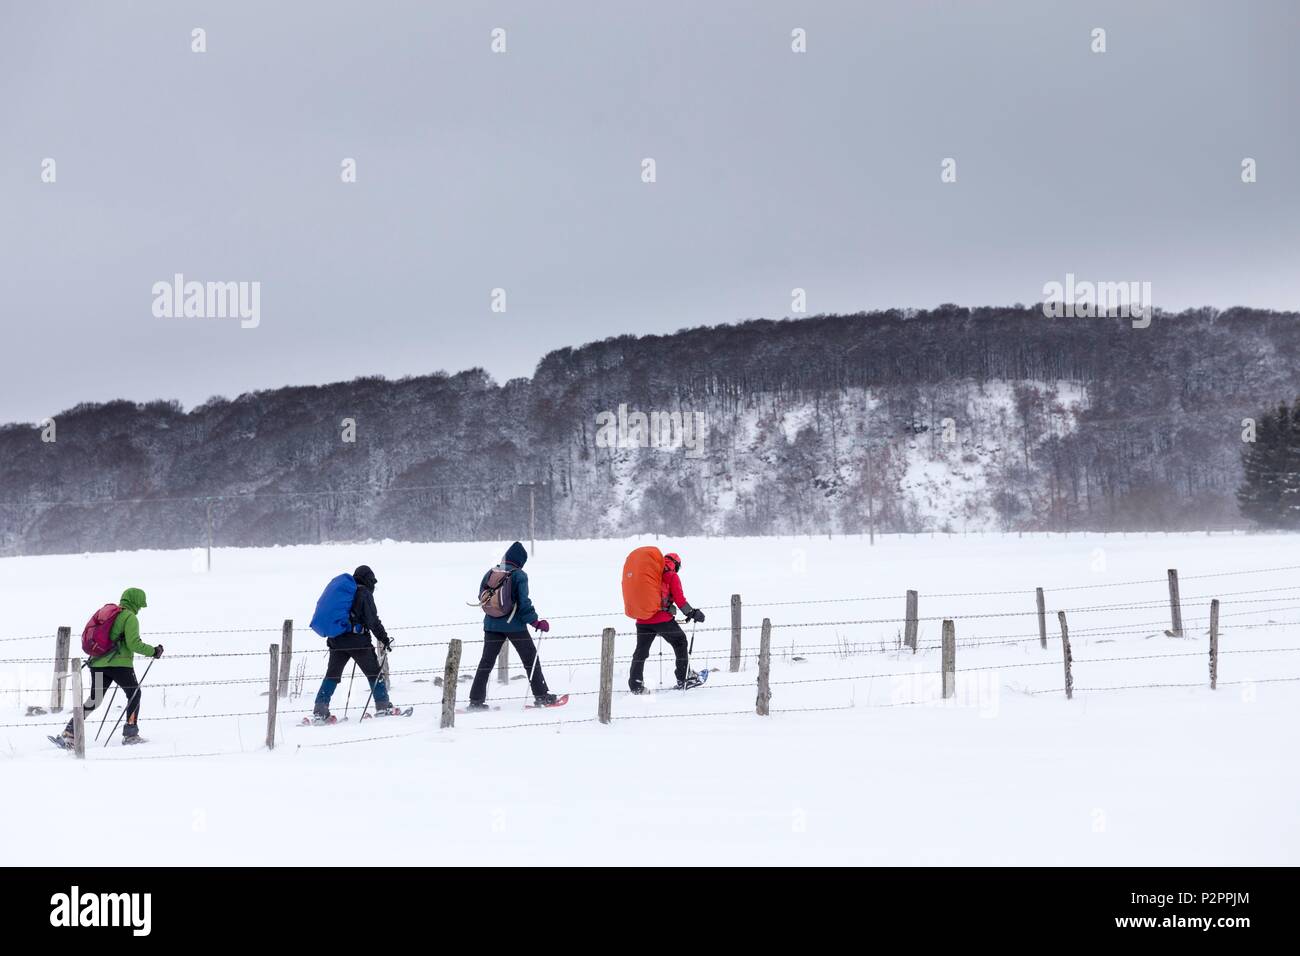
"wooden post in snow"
497,639,509,685
440,639,462,729
71,658,85,759
1209,599,1220,690
1058,611,1074,700
941,619,955,699
266,644,279,750
598,627,615,724
905,591,919,653
1167,569,1184,637
1036,588,1047,650
278,620,293,699
729,594,742,672
50,626,71,712
756,618,772,715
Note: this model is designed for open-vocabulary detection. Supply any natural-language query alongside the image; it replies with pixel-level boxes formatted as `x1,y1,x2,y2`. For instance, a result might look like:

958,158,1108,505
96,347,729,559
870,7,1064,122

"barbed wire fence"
4,562,1300,757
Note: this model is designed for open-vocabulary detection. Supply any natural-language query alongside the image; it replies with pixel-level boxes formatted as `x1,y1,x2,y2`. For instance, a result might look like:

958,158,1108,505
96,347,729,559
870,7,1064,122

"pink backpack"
81,604,124,658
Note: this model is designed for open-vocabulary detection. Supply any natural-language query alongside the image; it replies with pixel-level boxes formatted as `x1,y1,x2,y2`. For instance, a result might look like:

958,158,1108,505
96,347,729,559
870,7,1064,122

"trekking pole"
103,659,156,747
684,618,697,683
526,627,547,694
357,645,390,719
342,661,358,719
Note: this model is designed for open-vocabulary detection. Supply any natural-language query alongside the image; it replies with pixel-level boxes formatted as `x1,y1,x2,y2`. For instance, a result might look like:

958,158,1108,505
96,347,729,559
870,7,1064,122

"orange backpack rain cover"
622,546,664,619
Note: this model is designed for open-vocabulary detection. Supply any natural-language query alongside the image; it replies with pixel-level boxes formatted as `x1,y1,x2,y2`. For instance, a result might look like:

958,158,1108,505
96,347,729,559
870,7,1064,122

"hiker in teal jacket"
61,588,163,746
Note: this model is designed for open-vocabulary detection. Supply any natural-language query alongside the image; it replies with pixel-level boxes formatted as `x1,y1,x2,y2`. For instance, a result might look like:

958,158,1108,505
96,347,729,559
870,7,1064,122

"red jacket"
637,570,690,625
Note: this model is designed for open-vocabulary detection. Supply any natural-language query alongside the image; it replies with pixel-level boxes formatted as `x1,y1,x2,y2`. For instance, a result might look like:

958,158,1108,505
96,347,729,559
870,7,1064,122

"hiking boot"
628,683,651,695
533,692,559,707
312,703,332,723
676,672,703,690
123,723,140,739
465,701,491,712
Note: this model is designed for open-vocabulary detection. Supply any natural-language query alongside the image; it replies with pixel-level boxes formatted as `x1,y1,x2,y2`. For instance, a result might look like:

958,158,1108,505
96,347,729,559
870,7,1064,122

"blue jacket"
483,541,539,632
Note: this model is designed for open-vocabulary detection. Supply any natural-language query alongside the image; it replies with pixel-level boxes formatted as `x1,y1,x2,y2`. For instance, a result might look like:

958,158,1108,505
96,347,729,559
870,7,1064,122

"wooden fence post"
729,594,742,672
50,626,70,712
497,639,509,685
941,619,955,699
278,620,293,699
440,639,462,729
71,657,85,759
1167,569,1184,637
1209,599,1219,690
756,618,772,715
598,627,615,724
1036,588,1047,650
905,591,919,653
266,644,279,750
1057,611,1073,700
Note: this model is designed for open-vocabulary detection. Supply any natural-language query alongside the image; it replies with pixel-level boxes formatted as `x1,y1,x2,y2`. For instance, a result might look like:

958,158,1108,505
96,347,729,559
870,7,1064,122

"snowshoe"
675,671,706,691
462,701,493,712
525,693,569,710
121,734,147,746
363,705,413,719
48,733,75,751
628,683,651,696
303,712,338,726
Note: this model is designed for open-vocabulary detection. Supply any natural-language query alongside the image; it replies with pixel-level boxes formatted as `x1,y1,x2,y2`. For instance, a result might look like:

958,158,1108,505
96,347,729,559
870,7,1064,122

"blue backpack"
310,574,361,638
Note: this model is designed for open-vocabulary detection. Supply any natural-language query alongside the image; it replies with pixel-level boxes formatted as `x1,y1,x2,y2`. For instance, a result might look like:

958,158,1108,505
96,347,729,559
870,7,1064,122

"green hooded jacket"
90,588,156,668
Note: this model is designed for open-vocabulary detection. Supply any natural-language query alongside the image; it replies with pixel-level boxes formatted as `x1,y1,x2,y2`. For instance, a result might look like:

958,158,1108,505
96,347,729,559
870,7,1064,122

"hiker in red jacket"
629,552,705,694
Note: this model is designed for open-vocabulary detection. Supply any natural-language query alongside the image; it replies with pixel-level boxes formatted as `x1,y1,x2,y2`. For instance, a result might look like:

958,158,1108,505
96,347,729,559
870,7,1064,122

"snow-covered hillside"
3,532,1297,865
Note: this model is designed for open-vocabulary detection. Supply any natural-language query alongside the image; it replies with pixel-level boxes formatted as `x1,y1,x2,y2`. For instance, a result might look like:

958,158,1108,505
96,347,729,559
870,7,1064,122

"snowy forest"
2,305,1298,556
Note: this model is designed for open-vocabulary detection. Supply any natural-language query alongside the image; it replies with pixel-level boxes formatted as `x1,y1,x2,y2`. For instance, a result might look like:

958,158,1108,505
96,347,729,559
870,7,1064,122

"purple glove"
531,619,550,633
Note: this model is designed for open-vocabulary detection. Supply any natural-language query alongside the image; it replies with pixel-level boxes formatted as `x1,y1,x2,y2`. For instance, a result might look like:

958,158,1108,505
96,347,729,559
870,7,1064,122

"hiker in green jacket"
60,588,163,747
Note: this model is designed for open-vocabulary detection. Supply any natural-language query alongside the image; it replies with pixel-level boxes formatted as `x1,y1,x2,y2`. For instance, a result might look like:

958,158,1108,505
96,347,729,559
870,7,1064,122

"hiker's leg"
628,626,656,690
83,668,111,715
508,633,548,696
114,668,142,728
660,622,690,683
468,633,505,703
64,667,109,735
314,648,349,710
351,647,388,706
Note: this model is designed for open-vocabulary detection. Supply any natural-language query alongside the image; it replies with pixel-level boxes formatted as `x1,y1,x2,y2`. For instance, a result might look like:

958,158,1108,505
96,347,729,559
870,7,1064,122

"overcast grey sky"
2,0,1296,423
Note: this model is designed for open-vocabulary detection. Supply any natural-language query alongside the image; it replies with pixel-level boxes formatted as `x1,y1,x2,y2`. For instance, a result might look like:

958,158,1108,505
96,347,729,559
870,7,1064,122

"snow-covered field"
3,532,1297,866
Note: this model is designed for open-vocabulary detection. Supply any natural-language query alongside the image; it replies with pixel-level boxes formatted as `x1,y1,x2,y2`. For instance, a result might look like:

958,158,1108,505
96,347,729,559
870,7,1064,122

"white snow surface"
2,532,1297,866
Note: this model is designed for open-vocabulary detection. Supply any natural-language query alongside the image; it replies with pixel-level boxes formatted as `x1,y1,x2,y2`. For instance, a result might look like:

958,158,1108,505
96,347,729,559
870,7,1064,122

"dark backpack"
82,604,124,658
476,568,517,621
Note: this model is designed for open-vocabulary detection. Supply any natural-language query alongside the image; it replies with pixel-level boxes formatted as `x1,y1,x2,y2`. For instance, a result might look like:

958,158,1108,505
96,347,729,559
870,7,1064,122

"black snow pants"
469,630,549,703
629,620,689,690
65,666,141,735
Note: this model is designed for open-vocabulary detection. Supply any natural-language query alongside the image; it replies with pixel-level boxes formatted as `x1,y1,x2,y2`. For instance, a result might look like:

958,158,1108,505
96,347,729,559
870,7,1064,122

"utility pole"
865,443,875,547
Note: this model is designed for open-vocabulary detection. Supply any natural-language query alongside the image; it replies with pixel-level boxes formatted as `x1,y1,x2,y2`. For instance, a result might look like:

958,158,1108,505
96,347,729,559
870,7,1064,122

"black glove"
378,636,393,652
685,608,705,624
152,644,164,659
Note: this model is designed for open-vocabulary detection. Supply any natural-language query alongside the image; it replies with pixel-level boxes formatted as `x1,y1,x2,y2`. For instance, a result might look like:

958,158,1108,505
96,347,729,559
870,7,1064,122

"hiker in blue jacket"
467,541,558,709
312,565,399,721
